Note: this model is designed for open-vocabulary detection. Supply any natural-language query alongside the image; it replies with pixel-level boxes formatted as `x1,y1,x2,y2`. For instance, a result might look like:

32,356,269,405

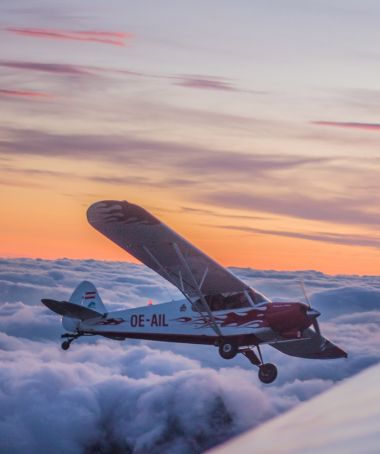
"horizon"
2,255,380,279
2,1,380,275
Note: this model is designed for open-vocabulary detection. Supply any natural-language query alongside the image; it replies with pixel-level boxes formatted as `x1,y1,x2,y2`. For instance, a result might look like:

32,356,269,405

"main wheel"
258,363,278,384
61,341,70,351
219,340,238,359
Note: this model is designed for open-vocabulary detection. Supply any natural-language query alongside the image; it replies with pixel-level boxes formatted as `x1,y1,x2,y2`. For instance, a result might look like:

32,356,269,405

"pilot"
211,294,224,312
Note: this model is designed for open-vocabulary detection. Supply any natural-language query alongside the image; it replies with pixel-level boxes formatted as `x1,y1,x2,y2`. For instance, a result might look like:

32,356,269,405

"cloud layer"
0,258,379,453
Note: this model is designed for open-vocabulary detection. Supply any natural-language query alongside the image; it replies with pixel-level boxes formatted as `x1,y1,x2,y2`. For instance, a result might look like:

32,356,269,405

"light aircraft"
42,200,347,384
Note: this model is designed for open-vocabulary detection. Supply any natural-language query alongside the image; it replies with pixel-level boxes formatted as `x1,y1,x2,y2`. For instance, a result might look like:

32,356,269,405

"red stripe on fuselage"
90,331,262,346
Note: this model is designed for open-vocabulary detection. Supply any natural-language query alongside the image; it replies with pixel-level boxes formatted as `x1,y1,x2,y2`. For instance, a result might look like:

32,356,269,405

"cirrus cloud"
312,121,380,131
0,61,95,76
216,225,380,251
0,88,52,100
173,75,237,92
5,28,133,47
199,191,380,227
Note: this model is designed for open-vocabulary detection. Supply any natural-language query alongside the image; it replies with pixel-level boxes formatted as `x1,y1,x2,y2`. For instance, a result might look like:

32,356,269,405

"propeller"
300,279,322,339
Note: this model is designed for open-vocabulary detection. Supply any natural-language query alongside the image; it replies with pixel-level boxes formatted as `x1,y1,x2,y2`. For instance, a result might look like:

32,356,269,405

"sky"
1,258,379,453
1,1,380,273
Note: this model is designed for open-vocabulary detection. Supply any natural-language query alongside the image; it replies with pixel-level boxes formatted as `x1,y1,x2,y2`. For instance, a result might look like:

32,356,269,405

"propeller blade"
301,280,323,343
313,319,322,338
300,279,311,308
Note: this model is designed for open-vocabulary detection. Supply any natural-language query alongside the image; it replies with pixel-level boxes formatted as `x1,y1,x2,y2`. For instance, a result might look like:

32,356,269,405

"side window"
210,294,228,311
255,292,268,303
192,292,251,312
192,290,268,312
224,292,251,309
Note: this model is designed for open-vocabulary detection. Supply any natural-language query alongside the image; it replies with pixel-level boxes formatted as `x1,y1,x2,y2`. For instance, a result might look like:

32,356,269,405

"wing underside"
270,328,347,359
87,200,264,303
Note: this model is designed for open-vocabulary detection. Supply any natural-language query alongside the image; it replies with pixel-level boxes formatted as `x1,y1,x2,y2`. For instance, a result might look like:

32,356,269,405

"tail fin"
41,280,107,333
69,281,107,314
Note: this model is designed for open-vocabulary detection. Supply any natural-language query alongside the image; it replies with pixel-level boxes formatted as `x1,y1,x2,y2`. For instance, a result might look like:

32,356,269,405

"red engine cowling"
265,302,312,337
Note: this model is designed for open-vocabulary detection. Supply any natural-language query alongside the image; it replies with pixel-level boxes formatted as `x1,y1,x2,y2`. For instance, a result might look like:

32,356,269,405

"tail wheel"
219,340,238,359
258,363,277,384
61,341,70,351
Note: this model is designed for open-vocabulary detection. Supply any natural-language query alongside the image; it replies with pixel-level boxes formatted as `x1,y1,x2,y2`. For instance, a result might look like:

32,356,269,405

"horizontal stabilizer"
41,299,102,320
270,328,347,359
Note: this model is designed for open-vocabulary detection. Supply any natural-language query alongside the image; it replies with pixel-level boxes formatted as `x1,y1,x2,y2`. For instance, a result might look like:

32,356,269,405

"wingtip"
87,200,121,224
87,200,159,228
87,199,131,214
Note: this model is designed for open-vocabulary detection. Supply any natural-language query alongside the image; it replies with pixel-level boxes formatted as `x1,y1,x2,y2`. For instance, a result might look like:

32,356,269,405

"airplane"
41,200,347,384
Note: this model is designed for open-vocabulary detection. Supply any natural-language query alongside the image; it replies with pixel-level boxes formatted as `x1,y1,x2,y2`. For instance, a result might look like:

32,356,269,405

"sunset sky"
1,1,380,274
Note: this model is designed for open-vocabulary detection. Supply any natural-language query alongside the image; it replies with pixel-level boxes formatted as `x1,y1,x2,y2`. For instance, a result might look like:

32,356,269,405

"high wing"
87,200,266,304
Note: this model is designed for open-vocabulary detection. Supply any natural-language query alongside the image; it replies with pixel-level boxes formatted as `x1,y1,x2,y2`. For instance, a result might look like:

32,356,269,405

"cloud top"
0,258,379,453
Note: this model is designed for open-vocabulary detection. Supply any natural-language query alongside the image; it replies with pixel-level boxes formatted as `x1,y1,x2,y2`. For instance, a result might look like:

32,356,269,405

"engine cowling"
265,302,311,337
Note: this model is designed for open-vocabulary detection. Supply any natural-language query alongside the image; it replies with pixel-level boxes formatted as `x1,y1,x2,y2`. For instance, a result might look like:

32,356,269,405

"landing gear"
218,339,239,359
60,332,82,350
240,344,278,384
258,363,278,384
217,340,277,383
61,340,71,350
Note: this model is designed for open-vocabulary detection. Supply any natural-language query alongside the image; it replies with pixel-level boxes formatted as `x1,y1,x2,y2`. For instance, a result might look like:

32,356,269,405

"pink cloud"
313,121,380,131
174,76,236,91
5,28,133,46
0,88,52,100
0,61,93,76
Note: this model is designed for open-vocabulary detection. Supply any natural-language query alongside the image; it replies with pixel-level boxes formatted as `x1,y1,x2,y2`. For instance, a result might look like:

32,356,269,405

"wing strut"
142,245,177,287
244,290,255,306
142,244,222,337
199,267,209,291
178,270,184,292
172,243,223,337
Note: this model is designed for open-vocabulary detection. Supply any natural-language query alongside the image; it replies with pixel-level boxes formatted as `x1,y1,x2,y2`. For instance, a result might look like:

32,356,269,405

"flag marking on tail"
84,291,96,299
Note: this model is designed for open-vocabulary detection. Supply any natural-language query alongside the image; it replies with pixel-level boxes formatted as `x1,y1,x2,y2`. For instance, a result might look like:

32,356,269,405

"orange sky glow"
2,3,380,275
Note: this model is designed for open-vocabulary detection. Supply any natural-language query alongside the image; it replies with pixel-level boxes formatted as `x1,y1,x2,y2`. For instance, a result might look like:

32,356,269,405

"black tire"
258,363,278,384
61,341,70,351
219,340,238,359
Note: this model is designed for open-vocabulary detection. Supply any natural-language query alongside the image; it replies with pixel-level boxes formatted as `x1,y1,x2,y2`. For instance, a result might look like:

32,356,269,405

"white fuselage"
78,300,276,345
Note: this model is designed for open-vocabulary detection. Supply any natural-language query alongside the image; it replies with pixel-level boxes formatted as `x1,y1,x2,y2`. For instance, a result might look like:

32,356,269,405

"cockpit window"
192,290,268,312
248,290,268,304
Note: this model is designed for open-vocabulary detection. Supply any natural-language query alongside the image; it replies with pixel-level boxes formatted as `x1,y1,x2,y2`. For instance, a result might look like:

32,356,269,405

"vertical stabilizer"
69,280,107,314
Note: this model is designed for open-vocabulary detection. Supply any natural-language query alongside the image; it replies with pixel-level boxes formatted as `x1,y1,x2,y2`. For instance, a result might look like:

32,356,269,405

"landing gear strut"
217,340,277,383
240,344,278,384
60,332,82,350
